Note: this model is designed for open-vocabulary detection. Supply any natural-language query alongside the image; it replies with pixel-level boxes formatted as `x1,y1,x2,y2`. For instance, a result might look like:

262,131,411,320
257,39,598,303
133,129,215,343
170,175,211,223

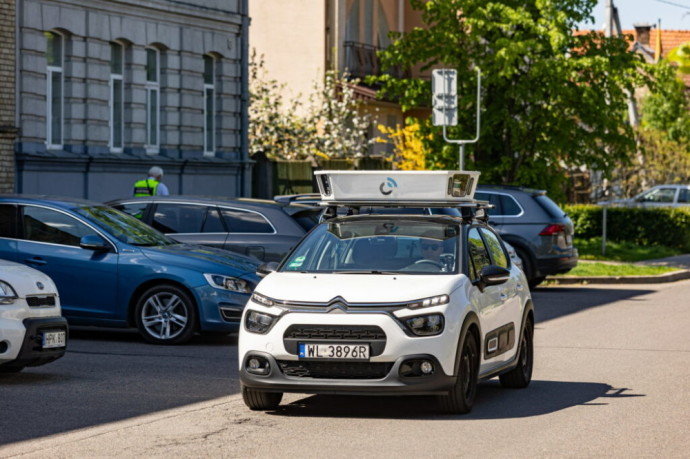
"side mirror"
476,265,510,291
80,234,111,251
257,261,279,278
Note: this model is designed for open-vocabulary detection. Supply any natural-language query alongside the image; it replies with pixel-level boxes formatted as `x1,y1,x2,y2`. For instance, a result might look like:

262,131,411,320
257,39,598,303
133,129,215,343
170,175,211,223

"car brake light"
539,224,566,236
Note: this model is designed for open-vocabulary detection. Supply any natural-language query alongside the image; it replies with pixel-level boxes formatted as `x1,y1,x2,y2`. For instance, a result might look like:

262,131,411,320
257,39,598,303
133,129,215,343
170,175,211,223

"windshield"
75,205,174,246
281,218,460,274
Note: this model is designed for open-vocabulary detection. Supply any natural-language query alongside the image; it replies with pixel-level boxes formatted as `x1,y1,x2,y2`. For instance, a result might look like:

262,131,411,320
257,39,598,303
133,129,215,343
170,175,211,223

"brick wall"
0,0,17,193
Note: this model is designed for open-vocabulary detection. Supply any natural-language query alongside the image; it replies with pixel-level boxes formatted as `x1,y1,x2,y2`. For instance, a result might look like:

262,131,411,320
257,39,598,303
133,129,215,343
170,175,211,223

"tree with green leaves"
372,0,648,196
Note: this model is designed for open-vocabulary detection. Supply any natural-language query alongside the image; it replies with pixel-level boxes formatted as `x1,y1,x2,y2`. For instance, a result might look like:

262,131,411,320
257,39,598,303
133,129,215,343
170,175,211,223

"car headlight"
244,310,278,334
405,294,449,309
251,292,275,307
0,280,18,305
405,314,444,336
203,274,252,293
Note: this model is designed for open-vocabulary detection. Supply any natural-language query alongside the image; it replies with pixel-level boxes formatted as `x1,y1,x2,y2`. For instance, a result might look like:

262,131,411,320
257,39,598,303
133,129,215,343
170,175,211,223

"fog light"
420,360,434,374
245,355,270,375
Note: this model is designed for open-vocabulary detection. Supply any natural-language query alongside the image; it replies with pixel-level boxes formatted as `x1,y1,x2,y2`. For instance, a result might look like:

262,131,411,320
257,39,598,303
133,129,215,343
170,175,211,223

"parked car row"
598,184,690,208
0,180,576,352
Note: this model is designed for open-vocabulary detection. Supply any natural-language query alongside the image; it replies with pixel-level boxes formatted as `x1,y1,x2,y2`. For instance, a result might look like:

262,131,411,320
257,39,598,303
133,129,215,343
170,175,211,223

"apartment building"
9,0,251,201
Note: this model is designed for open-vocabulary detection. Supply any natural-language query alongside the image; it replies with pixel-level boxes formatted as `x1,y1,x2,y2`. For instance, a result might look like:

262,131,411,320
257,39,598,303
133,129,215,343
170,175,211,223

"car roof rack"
314,170,492,222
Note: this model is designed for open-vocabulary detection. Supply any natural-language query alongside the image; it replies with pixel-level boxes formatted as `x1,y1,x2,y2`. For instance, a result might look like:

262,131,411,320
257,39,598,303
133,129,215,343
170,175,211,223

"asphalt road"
1,281,689,457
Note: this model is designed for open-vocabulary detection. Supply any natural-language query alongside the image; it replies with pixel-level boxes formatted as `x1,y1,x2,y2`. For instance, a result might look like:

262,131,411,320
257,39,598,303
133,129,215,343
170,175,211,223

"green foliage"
372,0,647,194
564,262,677,276
565,204,690,250
640,62,690,144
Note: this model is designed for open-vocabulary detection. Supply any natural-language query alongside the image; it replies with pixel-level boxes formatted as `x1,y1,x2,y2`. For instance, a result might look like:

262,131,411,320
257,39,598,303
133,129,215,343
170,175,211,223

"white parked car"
0,259,68,373
239,171,534,414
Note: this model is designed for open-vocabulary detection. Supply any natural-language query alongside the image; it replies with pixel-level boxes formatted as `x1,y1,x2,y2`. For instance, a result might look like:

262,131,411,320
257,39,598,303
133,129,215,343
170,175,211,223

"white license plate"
299,343,369,360
42,331,66,349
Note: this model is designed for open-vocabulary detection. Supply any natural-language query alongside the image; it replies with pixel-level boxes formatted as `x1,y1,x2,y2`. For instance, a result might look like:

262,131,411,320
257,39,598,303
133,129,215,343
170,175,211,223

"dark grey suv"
474,185,578,288
106,196,321,263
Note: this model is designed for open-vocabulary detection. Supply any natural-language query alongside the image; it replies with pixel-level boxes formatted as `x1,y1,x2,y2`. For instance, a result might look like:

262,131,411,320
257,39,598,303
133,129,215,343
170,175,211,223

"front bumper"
9,317,68,368
240,351,456,396
195,285,251,333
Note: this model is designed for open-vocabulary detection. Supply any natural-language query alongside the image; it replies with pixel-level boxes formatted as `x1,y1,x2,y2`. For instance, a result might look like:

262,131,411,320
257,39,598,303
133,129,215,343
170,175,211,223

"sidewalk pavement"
545,254,690,285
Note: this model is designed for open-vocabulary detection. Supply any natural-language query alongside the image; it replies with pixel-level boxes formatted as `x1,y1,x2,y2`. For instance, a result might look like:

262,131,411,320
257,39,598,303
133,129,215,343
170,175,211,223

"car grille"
277,360,394,379
26,296,56,308
283,325,387,356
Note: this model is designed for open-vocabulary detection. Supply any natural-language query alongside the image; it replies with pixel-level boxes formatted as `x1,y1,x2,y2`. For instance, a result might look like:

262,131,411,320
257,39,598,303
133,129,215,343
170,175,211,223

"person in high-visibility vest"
133,166,170,196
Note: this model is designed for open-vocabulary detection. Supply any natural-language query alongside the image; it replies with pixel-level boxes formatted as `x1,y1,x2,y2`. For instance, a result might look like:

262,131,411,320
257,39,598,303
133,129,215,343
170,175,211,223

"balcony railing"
343,41,407,83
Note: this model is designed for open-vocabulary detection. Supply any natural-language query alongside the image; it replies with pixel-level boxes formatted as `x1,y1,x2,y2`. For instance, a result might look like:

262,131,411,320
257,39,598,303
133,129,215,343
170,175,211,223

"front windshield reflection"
282,219,460,274
76,205,173,246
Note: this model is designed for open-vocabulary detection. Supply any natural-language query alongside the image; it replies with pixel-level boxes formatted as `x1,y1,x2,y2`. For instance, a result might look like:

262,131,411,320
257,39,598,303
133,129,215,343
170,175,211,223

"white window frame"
46,31,64,150
203,55,216,156
109,42,125,153
145,47,160,154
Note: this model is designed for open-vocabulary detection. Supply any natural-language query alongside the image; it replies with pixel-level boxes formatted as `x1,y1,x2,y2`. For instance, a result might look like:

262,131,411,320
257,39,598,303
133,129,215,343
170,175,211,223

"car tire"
134,284,198,345
499,318,534,388
438,329,479,414
242,384,283,411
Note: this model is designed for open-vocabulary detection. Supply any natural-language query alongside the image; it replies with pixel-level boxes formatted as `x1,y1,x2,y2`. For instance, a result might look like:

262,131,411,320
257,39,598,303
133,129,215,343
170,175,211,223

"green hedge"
564,205,690,251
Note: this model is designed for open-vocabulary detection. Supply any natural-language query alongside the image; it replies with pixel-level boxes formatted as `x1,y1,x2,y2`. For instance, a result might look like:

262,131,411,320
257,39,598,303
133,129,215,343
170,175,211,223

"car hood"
254,272,461,303
140,244,260,280
0,258,59,297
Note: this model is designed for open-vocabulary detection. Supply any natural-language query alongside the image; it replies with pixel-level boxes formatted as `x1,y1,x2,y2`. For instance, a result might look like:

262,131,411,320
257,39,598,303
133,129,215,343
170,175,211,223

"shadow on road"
531,286,655,323
269,380,644,419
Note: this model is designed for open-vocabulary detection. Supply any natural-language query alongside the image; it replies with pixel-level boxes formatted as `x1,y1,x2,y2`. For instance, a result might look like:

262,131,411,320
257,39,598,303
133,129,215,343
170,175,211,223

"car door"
466,226,515,367
17,204,119,320
151,202,227,248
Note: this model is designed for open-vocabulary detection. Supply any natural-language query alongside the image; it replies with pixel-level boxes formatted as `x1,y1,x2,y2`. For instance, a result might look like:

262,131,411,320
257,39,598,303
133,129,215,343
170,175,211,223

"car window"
75,205,173,246
221,208,274,233
480,228,508,268
637,187,675,203
0,204,17,238
475,192,522,217
113,202,148,220
467,227,491,281
22,206,98,247
281,219,459,274
677,188,689,204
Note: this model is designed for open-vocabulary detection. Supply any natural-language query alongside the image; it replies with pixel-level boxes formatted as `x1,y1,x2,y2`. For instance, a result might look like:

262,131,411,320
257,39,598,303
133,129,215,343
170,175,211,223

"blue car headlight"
203,273,252,293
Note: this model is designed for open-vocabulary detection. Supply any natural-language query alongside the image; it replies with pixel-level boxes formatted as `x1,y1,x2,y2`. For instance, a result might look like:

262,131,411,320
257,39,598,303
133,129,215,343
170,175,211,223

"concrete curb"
546,269,690,285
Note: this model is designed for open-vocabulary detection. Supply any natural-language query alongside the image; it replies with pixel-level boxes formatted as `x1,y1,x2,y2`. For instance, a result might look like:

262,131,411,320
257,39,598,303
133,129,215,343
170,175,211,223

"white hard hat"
148,166,164,177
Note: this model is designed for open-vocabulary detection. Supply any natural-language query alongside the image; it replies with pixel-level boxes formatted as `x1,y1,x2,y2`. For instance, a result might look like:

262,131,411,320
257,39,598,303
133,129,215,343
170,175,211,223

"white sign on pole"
432,69,458,126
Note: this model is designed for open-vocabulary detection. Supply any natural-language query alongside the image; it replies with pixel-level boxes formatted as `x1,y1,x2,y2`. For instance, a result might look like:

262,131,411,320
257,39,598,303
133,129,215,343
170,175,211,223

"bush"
564,205,690,251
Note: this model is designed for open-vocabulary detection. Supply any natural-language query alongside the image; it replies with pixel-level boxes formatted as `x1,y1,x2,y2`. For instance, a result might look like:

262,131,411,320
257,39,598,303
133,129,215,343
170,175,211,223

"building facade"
1,0,18,193
250,0,428,157
11,0,251,201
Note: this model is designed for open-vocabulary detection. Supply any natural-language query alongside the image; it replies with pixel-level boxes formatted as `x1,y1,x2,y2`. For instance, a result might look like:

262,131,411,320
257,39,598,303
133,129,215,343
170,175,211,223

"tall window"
110,42,124,152
45,31,64,148
203,55,216,155
145,47,160,153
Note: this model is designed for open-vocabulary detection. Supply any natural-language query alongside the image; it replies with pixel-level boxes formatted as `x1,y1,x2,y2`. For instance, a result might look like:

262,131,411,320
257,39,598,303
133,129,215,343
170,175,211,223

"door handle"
25,257,47,266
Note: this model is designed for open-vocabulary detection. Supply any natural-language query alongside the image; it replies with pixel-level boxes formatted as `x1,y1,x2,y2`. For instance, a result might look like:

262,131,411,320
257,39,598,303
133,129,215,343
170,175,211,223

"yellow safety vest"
133,178,160,196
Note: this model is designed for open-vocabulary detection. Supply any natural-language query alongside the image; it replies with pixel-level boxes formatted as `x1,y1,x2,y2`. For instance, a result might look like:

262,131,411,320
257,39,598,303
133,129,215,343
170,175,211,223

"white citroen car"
239,171,534,414
0,259,68,373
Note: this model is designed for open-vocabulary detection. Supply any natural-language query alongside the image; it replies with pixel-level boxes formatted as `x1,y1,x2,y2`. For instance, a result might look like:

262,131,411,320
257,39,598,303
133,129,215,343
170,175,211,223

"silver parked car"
598,184,690,208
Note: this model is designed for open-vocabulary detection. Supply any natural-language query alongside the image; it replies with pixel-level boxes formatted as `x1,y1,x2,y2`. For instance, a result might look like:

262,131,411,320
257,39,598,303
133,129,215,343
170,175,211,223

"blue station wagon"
0,196,261,344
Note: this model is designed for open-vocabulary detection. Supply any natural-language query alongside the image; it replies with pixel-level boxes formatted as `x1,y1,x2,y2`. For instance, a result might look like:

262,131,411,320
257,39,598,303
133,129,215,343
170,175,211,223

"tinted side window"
480,228,508,268
22,206,97,247
677,188,689,204
221,208,273,233
474,192,501,216
499,194,522,216
202,207,225,233
467,227,491,281
0,204,17,238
